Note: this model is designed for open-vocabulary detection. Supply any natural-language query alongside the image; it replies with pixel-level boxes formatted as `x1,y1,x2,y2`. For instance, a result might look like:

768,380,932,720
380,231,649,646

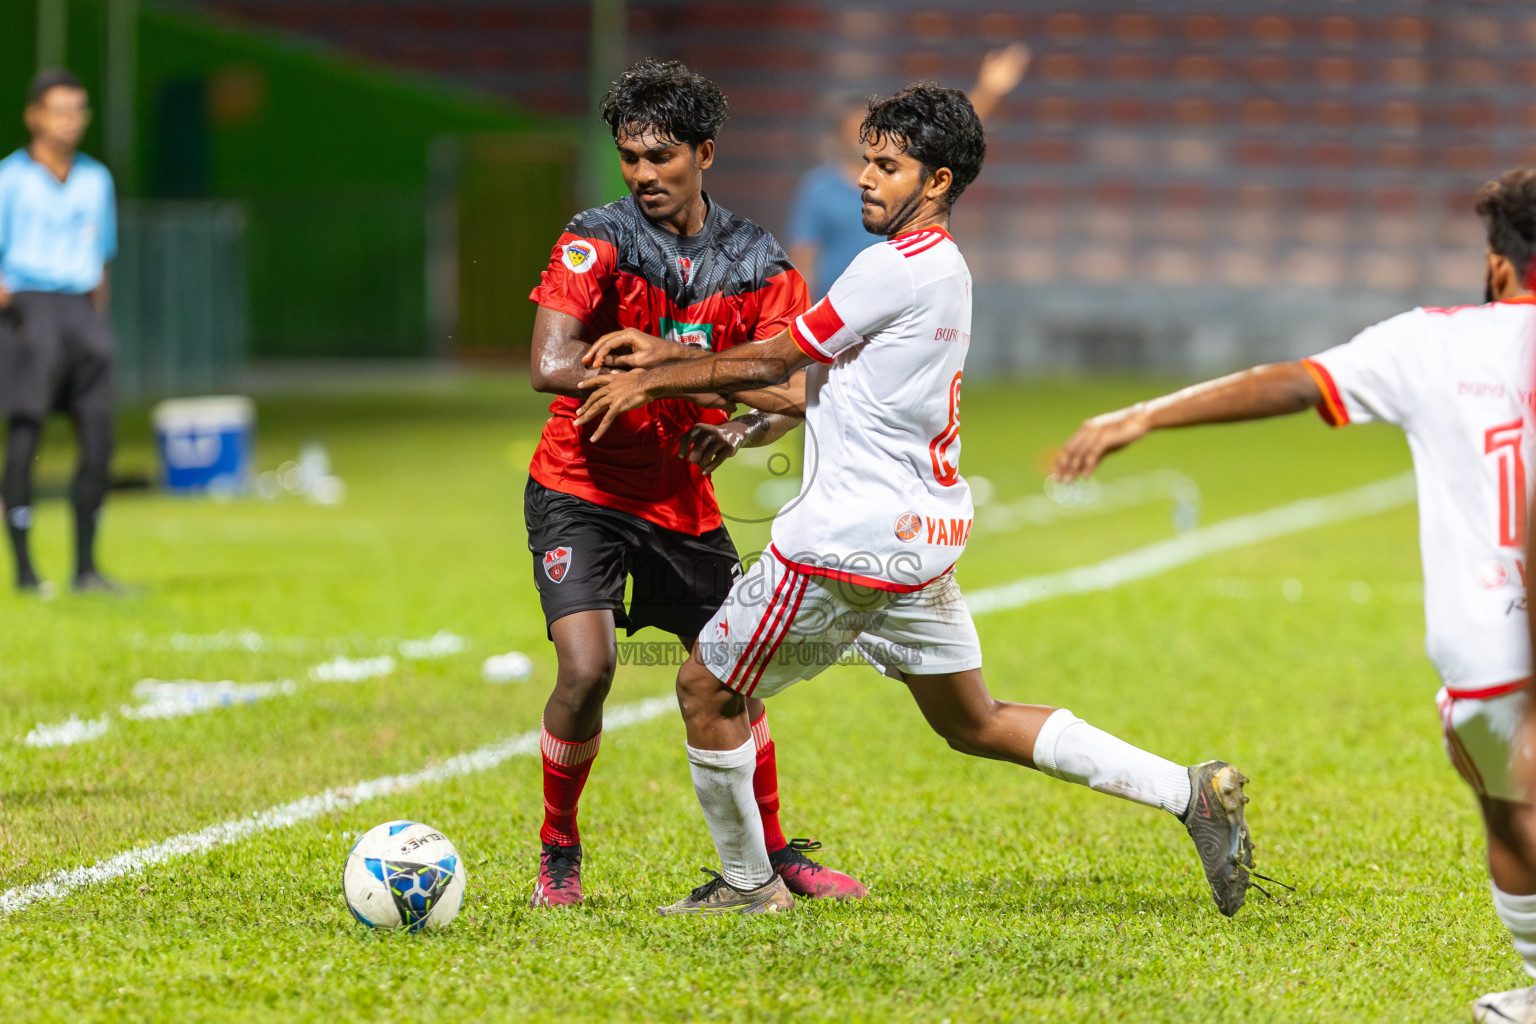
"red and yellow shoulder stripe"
1300,358,1349,427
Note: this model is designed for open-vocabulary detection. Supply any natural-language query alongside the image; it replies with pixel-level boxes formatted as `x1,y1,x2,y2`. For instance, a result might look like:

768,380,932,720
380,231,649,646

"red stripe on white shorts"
725,567,793,691
1444,678,1528,701
743,575,811,698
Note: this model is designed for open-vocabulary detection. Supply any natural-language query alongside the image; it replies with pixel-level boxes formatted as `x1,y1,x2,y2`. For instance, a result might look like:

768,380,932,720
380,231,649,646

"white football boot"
1474,983,1536,1022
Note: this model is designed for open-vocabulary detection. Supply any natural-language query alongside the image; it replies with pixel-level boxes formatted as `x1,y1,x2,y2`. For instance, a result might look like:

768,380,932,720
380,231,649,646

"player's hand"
0,283,11,310
975,41,1031,98
582,328,697,371
575,368,653,442
1053,405,1151,482
678,420,751,475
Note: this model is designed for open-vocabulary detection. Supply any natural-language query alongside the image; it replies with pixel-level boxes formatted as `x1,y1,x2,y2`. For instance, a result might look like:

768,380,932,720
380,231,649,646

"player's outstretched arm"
575,330,808,441
1054,361,1322,482
730,370,807,417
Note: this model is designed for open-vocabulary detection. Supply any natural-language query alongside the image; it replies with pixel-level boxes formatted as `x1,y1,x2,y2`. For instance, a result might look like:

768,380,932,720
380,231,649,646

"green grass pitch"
0,374,1512,1021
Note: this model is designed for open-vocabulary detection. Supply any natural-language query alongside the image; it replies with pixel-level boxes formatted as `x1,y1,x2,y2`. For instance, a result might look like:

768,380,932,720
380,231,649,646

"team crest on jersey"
678,256,692,283
543,546,573,583
893,512,922,542
562,240,597,274
1479,560,1509,590
660,318,715,351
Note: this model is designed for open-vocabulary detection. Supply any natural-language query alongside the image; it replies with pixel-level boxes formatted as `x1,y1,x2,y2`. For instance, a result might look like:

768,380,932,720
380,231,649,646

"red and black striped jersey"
528,193,809,534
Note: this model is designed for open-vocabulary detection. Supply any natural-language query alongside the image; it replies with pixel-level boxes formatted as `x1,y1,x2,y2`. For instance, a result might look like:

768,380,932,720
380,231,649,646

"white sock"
687,738,772,891
1493,885,1536,978
1032,708,1193,815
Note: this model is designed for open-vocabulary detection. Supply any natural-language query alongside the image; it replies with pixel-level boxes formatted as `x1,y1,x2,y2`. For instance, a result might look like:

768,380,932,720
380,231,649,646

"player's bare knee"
675,656,740,725
552,651,616,707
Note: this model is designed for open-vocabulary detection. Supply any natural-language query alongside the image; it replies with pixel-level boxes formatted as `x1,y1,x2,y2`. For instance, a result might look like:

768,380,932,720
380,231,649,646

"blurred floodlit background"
8,0,1531,394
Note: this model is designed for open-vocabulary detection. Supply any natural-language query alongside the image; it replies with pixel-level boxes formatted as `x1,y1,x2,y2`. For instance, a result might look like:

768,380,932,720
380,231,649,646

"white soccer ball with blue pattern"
342,820,467,930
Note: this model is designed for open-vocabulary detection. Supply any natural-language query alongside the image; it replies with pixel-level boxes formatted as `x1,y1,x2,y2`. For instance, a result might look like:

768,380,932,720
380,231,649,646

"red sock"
751,712,788,853
539,722,601,847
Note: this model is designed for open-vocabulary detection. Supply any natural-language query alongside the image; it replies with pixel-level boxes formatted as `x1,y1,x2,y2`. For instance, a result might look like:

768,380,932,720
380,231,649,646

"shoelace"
772,837,825,874
687,868,733,901
1245,870,1296,903
542,846,580,891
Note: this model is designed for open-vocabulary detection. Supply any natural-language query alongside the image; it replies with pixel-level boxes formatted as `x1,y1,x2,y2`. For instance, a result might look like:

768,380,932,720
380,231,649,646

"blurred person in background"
786,41,1030,297
0,70,120,595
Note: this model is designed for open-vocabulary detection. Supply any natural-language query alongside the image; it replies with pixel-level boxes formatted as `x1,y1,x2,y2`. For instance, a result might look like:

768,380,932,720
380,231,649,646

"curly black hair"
601,59,729,147
27,68,84,106
861,83,985,206
1477,168,1536,284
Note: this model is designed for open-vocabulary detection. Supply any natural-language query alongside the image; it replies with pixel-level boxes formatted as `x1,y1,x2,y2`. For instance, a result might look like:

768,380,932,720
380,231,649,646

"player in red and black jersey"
522,59,865,907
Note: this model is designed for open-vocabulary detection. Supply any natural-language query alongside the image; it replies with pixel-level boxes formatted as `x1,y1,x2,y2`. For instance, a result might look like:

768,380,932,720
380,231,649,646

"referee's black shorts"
524,477,740,640
0,291,115,421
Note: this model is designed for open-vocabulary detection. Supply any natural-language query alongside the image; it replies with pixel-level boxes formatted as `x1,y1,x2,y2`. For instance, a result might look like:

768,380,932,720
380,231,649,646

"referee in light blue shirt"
0,69,121,594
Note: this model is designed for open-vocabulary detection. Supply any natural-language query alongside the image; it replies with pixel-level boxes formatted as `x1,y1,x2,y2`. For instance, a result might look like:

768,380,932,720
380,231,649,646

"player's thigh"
628,521,740,639
697,555,862,700
523,479,630,634
858,571,983,680
1437,686,1528,803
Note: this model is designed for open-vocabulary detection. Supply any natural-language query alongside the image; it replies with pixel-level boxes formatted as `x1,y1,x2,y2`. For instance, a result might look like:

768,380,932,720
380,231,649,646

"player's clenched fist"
582,328,705,371
1053,406,1152,482
677,420,751,475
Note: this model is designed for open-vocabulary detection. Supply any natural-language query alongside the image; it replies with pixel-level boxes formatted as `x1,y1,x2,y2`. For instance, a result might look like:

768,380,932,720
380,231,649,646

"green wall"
3,1,575,357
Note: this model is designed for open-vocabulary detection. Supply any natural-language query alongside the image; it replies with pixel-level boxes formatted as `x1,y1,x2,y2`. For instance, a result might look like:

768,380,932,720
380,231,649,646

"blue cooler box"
152,396,256,495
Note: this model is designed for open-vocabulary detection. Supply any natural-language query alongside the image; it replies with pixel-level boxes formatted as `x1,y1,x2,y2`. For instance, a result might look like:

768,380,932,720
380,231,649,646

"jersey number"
1485,418,1527,548
929,371,963,487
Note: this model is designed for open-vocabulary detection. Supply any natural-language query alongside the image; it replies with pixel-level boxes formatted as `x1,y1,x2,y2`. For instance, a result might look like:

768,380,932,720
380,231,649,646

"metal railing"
112,200,247,400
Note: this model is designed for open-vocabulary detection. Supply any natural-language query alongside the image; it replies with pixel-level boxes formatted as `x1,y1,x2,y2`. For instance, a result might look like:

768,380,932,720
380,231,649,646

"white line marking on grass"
308,655,396,683
397,631,471,660
136,629,475,658
121,680,298,721
978,469,1202,534
0,697,673,915
23,715,111,748
19,632,473,747
967,473,1417,615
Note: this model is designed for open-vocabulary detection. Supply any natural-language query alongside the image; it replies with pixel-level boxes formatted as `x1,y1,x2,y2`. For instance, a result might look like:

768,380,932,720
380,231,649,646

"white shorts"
696,551,984,699
1436,683,1530,803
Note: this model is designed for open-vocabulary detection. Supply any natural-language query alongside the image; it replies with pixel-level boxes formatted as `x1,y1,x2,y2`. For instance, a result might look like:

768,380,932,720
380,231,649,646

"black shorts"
524,477,740,639
0,291,115,421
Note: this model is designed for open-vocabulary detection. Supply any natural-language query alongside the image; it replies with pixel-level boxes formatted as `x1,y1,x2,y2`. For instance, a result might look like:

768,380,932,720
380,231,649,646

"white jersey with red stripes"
1303,296,1536,693
774,225,973,592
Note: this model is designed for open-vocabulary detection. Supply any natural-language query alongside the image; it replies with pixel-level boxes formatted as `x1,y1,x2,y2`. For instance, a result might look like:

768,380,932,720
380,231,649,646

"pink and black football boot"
769,838,868,900
530,841,583,907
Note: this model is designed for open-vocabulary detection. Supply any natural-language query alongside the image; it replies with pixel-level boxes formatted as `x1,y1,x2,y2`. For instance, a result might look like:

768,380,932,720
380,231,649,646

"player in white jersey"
576,83,1260,918
1056,168,1536,1022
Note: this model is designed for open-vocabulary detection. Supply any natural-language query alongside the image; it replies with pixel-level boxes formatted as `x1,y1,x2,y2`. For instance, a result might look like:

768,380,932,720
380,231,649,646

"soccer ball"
342,820,467,930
